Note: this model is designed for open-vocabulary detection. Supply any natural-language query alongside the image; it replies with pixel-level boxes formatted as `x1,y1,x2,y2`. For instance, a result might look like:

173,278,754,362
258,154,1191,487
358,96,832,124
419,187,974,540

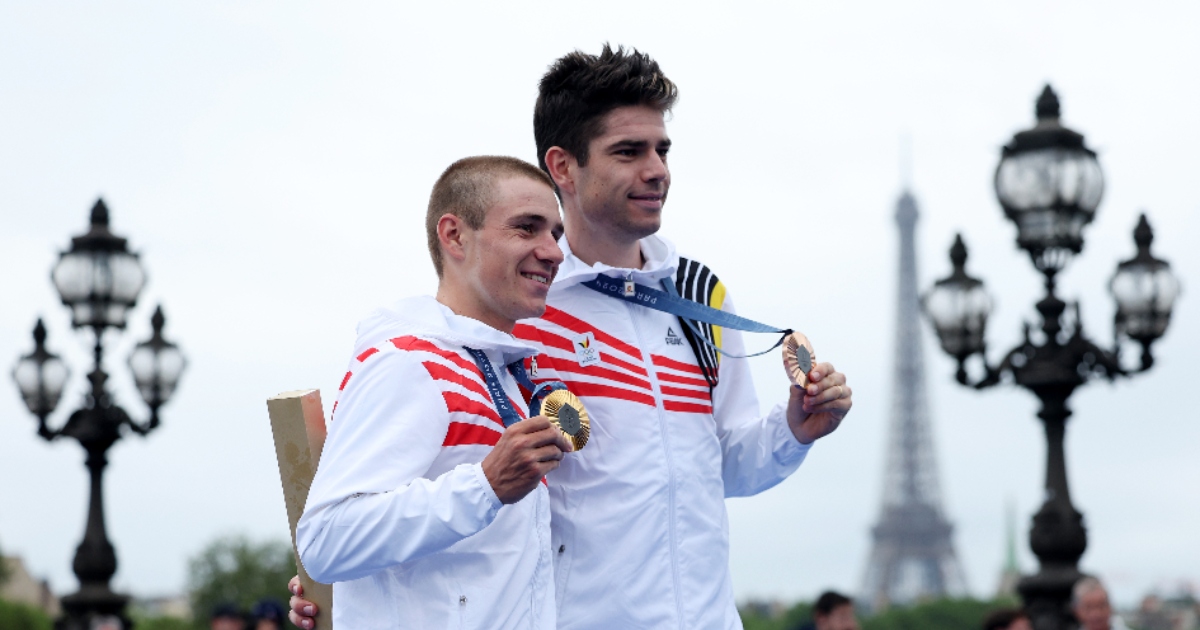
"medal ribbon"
580,276,792,359
463,347,563,425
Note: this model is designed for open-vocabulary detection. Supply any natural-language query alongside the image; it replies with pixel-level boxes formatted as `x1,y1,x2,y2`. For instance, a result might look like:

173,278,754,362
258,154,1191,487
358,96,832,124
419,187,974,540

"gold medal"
782,331,816,388
540,389,591,451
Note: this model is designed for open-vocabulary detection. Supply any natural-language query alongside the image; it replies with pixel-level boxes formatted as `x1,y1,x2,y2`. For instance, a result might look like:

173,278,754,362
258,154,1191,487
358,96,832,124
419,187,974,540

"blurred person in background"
812,591,859,630
211,602,247,630
251,598,287,630
1073,576,1130,630
981,607,1032,630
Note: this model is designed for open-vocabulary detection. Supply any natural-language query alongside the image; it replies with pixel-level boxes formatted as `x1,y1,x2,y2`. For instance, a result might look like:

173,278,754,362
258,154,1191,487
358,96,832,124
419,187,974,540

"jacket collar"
550,233,679,292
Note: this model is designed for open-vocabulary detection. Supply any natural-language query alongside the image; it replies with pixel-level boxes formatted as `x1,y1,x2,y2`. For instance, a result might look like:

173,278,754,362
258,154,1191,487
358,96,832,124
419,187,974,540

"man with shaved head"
294,156,571,629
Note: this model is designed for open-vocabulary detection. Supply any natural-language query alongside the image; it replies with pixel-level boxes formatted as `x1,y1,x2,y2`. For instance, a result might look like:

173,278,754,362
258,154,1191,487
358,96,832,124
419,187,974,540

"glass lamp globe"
12,319,70,417
923,235,993,360
994,86,1104,273
1110,214,1180,343
51,199,146,330
128,306,186,407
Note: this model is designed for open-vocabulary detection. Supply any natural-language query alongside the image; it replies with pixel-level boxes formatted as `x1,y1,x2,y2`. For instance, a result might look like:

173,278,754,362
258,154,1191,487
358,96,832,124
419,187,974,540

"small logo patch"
665,327,684,346
575,332,601,367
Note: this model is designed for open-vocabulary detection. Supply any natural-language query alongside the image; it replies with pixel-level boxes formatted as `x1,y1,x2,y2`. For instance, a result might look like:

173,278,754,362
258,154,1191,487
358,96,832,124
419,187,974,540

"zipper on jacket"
624,299,686,629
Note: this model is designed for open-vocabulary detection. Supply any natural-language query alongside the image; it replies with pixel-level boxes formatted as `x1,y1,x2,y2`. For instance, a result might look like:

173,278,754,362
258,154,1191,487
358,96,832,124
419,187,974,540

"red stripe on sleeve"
555,380,657,407
442,422,501,447
356,347,379,362
656,371,711,388
663,400,714,414
422,361,488,399
661,385,713,401
390,336,481,376
339,371,352,391
651,354,704,376
541,306,644,361
441,391,504,427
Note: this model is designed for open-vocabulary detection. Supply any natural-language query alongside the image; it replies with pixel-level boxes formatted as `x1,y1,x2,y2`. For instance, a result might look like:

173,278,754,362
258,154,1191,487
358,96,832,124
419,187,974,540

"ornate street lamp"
11,199,185,630
923,87,1178,630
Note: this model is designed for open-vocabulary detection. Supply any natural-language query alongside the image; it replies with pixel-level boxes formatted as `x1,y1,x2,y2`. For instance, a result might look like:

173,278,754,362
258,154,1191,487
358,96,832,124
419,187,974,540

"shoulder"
674,255,728,309
334,334,481,414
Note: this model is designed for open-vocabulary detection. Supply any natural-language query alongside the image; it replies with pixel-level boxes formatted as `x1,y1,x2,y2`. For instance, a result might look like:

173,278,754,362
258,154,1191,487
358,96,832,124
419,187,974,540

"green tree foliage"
186,535,296,628
0,598,53,630
0,540,11,587
739,601,813,630
132,615,194,630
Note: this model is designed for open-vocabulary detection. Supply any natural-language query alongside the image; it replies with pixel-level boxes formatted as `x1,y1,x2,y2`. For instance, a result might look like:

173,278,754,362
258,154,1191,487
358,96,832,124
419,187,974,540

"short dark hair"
533,44,678,174
814,590,853,616
210,601,243,620
425,156,554,277
982,607,1029,630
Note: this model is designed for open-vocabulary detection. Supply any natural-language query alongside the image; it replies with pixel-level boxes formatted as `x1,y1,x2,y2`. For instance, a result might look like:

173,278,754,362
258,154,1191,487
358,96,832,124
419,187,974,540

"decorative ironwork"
925,87,1178,630
12,200,185,630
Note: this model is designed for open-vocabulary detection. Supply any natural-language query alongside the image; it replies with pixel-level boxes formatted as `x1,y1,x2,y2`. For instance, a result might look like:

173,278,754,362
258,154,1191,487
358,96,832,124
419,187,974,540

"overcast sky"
2,1,1197,610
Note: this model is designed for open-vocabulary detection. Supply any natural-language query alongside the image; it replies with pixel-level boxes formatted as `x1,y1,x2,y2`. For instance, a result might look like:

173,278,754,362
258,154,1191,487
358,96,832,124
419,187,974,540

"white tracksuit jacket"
514,235,812,629
296,296,555,630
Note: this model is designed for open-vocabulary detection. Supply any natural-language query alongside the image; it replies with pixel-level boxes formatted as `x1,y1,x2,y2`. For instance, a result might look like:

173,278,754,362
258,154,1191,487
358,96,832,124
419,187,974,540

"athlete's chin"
625,218,662,241
510,297,548,322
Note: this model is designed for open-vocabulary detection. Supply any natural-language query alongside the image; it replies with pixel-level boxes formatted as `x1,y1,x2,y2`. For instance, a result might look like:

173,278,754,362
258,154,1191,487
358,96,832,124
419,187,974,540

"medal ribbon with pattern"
580,276,792,358
462,347,591,449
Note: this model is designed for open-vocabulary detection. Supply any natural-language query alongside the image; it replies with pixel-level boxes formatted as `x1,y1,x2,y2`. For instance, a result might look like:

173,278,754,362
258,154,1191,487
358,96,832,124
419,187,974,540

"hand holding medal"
780,331,853,444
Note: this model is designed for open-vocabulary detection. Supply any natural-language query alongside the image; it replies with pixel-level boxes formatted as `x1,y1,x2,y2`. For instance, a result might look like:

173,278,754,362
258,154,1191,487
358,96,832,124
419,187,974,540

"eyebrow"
607,138,672,151
508,213,562,231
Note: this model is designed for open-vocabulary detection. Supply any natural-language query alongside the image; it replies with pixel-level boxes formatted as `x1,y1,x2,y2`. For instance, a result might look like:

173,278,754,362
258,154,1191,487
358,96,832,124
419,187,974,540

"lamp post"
11,199,185,630
923,86,1179,630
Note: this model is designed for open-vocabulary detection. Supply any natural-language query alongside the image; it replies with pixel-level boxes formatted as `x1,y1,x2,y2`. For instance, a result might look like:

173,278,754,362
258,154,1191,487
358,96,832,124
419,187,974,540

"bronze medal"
782,331,816,388
541,389,591,451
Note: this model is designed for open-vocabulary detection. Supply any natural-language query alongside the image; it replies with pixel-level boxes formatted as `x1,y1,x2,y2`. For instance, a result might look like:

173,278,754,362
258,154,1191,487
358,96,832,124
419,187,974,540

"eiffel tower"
861,190,967,611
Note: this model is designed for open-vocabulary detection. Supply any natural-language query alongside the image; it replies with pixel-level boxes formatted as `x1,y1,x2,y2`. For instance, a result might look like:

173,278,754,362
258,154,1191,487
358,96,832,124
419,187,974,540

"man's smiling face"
461,175,564,329
570,105,671,245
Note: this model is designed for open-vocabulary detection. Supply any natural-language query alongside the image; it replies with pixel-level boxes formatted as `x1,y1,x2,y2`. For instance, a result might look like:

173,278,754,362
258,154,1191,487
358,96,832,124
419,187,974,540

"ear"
544,146,578,196
436,213,471,268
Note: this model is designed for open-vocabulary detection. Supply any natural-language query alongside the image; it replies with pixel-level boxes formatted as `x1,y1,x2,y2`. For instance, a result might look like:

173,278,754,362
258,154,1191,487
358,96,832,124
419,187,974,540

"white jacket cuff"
769,402,812,467
469,461,504,512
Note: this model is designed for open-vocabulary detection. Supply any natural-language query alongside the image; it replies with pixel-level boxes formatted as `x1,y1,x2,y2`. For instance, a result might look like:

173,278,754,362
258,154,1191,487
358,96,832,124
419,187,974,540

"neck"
564,222,644,270
435,283,515,334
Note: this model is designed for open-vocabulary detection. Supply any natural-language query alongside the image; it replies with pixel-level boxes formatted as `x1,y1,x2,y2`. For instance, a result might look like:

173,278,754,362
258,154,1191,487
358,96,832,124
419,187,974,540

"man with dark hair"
522,43,850,629
295,155,571,629
812,591,859,630
250,599,287,630
211,602,247,630
292,46,851,630
982,607,1033,630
